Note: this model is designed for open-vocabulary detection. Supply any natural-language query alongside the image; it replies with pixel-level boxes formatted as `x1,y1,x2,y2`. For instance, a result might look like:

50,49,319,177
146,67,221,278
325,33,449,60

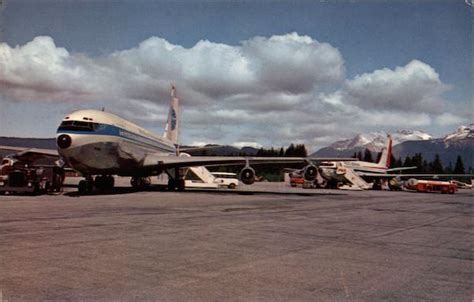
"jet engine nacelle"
303,164,318,181
388,177,403,191
239,166,256,185
406,178,419,188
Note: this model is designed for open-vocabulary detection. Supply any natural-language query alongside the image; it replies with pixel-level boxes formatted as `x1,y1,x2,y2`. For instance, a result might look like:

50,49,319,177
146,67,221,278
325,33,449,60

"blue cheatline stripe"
57,123,176,153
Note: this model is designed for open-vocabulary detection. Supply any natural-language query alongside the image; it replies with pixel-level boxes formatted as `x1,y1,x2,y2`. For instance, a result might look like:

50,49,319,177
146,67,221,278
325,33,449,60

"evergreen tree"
454,155,465,174
296,144,307,157
396,157,403,168
403,156,412,168
422,160,428,173
357,151,363,161
432,154,444,174
407,153,423,172
352,152,358,159
363,149,373,162
278,147,284,157
445,162,453,174
270,147,276,157
285,144,296,157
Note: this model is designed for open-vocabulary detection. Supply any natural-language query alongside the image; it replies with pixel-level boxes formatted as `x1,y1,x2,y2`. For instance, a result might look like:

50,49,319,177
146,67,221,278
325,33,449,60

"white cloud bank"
0,33,465,148
344,60,450,113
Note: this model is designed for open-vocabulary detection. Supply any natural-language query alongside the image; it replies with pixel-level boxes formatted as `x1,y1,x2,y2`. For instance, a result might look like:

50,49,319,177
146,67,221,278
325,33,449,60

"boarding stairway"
187,165,216,184
336,162,372,190
179,153,217,186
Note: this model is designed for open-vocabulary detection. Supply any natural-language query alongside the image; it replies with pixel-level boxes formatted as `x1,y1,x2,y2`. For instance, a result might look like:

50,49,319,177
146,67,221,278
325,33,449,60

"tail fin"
163,85,179,144
377,135,392,168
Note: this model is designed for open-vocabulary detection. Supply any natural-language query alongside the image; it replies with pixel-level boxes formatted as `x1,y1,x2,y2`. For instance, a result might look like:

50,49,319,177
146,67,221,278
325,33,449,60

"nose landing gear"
78,176,94,195
78,175,114,195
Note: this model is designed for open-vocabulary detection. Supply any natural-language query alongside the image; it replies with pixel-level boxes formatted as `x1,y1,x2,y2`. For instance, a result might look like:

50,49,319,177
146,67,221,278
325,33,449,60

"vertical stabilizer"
377,135,392,168
164,85,179,144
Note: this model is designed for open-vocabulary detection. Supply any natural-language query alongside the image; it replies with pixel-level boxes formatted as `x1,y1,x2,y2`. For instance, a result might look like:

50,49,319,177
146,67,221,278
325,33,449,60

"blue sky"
0,0,472,149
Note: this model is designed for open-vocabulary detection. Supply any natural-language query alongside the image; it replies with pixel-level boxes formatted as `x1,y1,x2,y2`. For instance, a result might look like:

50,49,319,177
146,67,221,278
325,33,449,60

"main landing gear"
78,175,114,195
130,176,151,191
167,178,185,191
166,168,186,191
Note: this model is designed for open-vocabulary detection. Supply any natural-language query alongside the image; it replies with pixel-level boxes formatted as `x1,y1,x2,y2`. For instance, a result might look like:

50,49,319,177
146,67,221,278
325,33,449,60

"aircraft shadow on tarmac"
63,185,346,197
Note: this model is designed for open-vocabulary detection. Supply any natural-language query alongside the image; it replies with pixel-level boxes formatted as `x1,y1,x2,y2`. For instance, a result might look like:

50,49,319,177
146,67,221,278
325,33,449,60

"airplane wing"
0,145,59,163
143,155,356,170
309,157,356,162
358,172,473,178
146,155,311,169
386,166,418,172
0,146,59,159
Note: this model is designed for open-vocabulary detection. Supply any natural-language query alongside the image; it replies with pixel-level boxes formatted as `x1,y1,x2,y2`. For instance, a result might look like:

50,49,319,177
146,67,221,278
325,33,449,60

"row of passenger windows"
57,121,168,149
57,121,98,132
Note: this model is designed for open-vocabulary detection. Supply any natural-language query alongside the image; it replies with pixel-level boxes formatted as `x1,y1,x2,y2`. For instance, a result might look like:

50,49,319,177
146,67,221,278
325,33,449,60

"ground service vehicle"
211,172,239,189
290,176,305,187
0,161,63,195
289,175,315,189
405,178,457,194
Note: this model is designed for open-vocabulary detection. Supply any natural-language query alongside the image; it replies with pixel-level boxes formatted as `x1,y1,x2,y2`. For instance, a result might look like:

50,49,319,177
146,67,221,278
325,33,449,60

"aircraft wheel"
32,184,40,196
177,179,185,191
95,176,104,191
78,180,87,195
167,178,176,191
228,183,236,189
105,176,114,189
131,178,138,190
79,179,93,195
318,180,328,188
52,174,63,192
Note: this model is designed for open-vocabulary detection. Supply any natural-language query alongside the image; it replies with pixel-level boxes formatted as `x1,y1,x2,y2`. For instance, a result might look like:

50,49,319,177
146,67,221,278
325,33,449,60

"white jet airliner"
316,136,472,189
56,86,339,194
317,135,404,180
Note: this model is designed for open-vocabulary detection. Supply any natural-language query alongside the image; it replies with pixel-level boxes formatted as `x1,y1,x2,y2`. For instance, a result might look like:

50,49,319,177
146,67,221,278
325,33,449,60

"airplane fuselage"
319,161,389,182
56,110,176,176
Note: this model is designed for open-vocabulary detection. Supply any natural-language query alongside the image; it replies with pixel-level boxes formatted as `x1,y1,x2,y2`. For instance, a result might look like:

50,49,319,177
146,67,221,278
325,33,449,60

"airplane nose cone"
57,134,72,149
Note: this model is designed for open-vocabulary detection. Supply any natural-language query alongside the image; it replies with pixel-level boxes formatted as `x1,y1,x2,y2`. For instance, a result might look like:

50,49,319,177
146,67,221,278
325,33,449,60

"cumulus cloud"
434,113,468,126
0,33,344,104
0,34,460,149
343,60,450,113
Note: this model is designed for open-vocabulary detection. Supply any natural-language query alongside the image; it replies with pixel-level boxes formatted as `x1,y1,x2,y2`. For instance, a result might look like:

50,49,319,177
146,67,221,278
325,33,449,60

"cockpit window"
57,121,98,132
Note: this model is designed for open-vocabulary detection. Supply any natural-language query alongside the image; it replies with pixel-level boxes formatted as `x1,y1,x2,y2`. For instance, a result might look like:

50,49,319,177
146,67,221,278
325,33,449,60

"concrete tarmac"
0,182,472,301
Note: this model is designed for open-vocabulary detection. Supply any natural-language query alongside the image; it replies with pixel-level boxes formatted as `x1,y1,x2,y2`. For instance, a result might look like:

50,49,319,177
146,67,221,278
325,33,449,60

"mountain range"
312,124,473,168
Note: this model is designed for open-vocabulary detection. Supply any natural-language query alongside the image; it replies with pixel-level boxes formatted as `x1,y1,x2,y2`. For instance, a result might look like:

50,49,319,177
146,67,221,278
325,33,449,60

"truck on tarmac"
0,158,64,195
405,178,457,194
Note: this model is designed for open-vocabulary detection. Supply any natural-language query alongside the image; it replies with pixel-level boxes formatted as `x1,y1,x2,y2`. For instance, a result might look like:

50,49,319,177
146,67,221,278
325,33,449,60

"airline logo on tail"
164,85,179,144
170,109,177,130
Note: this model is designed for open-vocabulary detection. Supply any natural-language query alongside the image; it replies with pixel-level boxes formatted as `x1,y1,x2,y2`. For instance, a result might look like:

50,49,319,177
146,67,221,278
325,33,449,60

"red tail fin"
377,135,392,168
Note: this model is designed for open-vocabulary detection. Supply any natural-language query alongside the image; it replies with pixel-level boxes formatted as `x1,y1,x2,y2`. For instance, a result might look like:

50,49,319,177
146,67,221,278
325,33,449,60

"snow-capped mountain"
312,124,473,168
329,130,432,152
443,123,474,143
